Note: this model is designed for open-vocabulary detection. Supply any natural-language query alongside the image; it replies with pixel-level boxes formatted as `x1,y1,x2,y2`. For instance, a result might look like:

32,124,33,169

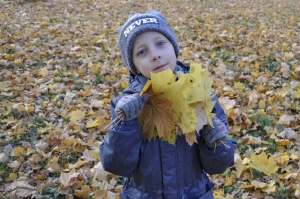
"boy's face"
132,31,177,78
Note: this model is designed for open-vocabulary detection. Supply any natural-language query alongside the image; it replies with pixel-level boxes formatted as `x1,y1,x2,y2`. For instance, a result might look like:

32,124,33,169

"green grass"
93,74,102,86
270,182,295,199
220,50,231,61
251,168,262,179
42,186,65,199
224,185,235,195
58,150,82,167
262,53,278,73
267,139,277,155
0,162,9,182
211,58,218,66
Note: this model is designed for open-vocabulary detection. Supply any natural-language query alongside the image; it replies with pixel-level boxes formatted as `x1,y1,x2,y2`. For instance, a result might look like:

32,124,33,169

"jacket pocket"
196,182,214,199
183,179,214,199
121,191,164,199
121,180,163,199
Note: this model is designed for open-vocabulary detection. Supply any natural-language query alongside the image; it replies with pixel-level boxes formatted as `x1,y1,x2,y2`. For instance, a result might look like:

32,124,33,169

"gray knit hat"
118,10,180,75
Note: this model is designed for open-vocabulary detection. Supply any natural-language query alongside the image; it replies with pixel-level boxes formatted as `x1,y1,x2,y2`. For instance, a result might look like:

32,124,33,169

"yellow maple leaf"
284,52,294,60
68,160,88,169
240,184,253,189
274,152,289,167
276,87,287,97
140,80,152,96
4,54,14,61
89,62,100,74
258,99,265,109
262,180,276,194
97,116,109,129
275,139,292,146
85,119,99,128
45,156,61,173
83,89,92,96
11,146,26,157
0,81,9,91
48,83,57,90
233,82,246,92
290,153,299,160
213,189,224,198
234,154,244,178
247,91,259,109
5,173,18,183
70,109,85,123
150,69,197,134
121,81,128,88
40,21,48,27
249,152,279,176
183,62,213,103
224,175,234,186
0,170,5,176
181,63,215,128
251,180,276,194
18,105,26,112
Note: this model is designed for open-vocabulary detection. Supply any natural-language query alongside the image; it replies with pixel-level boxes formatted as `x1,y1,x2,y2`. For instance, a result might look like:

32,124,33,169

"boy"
100,10,236,199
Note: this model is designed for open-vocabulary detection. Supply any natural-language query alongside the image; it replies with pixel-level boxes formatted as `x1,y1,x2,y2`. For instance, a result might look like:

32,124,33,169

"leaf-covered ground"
0,0,300,198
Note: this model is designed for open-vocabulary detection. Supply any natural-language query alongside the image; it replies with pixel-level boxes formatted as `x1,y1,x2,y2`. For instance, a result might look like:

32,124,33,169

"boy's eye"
157,41,166,47
137,49,147,56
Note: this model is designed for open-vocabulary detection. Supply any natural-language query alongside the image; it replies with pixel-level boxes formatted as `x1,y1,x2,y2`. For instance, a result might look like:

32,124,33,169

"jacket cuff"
114,119,140,131
199,137,231,156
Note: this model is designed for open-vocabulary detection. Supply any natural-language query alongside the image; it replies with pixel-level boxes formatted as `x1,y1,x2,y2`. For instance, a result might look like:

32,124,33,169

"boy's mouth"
153,64,167,71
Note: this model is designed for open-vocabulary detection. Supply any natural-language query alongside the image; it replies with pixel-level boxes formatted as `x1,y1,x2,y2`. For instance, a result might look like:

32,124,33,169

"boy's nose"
151,51,161,61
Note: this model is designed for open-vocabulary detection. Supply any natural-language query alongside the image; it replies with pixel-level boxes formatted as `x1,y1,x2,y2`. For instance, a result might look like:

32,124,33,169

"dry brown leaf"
139,96,178,142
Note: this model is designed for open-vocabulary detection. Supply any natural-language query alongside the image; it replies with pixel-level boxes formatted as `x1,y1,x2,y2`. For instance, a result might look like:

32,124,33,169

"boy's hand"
202,117,228,148
115,93,149,121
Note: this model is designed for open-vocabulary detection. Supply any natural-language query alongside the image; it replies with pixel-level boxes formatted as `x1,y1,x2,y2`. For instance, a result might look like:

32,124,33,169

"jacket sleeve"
198,96,237,175
99,96,143,177
198,137,236,175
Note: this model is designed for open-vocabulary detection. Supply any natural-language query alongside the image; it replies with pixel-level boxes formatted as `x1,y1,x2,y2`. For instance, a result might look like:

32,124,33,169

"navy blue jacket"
100,61,237,199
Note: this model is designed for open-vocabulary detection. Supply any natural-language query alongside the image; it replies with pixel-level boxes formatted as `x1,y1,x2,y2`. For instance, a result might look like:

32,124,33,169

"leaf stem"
104,112,125,130
214,139,230,153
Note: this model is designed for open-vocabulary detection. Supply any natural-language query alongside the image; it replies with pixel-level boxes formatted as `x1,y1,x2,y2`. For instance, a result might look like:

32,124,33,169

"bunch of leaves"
139,62,215,145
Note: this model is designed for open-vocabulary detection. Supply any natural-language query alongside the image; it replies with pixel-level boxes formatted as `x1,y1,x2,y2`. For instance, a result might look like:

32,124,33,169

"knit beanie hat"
118,10,180,75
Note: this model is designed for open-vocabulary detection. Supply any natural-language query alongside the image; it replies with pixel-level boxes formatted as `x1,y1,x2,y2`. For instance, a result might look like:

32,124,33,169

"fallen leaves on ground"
0,0,300,198
249,152,279,176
